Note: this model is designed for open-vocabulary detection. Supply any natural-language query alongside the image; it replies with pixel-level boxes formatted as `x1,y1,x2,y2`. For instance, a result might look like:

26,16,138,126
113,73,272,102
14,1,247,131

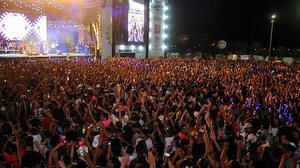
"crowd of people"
0,57,299,168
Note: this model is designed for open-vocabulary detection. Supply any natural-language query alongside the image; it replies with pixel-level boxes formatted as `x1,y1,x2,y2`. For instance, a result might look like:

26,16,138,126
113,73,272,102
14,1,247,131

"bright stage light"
2,0,65,12
163,24,168,29
138,46,144,50
120,45,126,50
162,44,167,50
163,14,168,20
163,34,168,39
164,6,169,11
130,45,136,50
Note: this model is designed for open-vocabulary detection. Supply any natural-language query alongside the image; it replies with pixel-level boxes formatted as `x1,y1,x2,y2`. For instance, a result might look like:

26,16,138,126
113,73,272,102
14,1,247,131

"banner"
128,0,145,43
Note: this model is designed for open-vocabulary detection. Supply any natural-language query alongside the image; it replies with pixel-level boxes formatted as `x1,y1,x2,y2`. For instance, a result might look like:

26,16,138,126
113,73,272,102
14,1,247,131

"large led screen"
128,0,144,43
0,12,47,41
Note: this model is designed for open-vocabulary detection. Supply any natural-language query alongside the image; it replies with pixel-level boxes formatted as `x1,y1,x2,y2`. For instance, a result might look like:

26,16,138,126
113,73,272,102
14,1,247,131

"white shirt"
135,138,153,150
164,136,174,153
32,134,42,152
270,128,278,136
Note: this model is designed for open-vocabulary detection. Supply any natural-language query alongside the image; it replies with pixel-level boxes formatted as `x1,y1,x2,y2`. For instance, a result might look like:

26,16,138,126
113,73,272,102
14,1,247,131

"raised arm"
220,142,229,168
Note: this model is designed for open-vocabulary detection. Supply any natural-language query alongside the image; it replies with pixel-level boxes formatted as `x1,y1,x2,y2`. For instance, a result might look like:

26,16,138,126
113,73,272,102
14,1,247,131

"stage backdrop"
0,12,47,42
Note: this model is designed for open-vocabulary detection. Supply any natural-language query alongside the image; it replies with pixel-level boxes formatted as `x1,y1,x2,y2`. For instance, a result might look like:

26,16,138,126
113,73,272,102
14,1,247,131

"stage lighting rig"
0,0,65,13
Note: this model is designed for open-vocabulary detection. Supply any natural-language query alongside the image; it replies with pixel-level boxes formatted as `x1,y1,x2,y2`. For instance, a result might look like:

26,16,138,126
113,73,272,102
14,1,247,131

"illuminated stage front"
0,53,90,60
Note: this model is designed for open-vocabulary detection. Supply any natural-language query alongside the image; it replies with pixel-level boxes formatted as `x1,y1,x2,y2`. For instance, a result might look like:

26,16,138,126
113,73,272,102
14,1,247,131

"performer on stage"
48,41,51,54
29,41,33,49
39,42,44,55
0,40,3,49
29,41,34,54
22,40,27,54
7,41,12,50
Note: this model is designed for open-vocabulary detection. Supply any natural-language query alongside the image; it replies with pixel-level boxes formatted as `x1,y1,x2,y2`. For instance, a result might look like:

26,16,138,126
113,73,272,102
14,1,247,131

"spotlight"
130,45,136,50
120,45,126,50
138,46,144,50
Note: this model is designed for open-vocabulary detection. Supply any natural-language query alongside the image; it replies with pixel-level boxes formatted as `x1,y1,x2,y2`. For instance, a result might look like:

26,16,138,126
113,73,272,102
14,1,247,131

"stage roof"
0,0,101,19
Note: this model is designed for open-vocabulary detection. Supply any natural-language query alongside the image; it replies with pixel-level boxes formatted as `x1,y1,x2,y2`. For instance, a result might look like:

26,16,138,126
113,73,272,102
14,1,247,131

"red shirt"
3,153,18,165
42,116,53,130
102,116,112,128
178,133,189,140
3,149,24,165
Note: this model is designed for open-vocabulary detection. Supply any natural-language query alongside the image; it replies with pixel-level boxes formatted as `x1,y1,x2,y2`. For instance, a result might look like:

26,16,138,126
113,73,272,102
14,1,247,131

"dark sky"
169,0,300,50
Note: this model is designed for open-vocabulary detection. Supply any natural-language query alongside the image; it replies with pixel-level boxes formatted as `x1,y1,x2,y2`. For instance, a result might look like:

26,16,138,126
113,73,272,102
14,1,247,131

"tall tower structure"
148,0,168,58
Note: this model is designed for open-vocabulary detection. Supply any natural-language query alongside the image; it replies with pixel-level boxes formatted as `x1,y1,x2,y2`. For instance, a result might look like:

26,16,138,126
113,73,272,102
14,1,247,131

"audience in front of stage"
0,58,299,168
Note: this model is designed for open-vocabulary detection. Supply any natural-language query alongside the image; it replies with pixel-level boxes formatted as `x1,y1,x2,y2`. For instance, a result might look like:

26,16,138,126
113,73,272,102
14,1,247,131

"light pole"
268,14,276,57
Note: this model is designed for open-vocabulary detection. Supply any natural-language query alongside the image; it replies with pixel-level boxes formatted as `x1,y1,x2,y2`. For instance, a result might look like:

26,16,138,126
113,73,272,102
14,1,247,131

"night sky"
169,0,300,50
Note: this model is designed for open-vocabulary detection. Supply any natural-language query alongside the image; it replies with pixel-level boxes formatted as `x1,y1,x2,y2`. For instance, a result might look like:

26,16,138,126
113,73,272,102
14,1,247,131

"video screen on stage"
0,12,47,41
128,0,144,43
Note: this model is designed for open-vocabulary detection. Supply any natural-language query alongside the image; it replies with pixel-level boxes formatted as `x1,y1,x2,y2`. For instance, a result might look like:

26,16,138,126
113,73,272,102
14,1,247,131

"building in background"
148,0,168,58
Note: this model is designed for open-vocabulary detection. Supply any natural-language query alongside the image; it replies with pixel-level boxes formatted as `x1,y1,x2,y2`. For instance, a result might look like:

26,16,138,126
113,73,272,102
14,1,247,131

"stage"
0,53,91,60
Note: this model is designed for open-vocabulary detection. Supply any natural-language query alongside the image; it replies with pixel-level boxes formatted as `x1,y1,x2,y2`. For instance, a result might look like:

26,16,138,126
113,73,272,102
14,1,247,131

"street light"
268,14,276,57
